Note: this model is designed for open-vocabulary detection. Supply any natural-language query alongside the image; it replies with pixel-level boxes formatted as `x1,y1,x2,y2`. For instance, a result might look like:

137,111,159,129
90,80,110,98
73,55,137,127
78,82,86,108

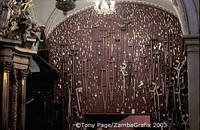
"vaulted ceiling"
30,0,177,34
0,0,198,35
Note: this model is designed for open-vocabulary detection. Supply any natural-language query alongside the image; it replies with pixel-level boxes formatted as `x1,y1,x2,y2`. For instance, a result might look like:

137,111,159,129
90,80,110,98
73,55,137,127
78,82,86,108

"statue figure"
0,0,13,36
28,22,45,50
7,0,32,40
0,0,45,50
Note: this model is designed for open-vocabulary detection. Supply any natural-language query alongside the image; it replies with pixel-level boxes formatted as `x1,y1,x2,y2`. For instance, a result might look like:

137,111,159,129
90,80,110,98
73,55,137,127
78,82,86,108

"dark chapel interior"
0,0,199,130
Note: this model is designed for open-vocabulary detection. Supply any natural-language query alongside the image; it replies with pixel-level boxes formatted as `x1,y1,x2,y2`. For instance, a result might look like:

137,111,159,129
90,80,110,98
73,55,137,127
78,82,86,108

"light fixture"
56,0,76,15
94,0,116,15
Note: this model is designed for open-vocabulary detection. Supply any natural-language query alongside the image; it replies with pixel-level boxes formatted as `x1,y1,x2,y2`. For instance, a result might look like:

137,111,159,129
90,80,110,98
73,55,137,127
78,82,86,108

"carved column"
11,69,19,130
0,38,21,130
183,35,200,130
0,0,43,128
1,63,12,130
12,47,36,130
19,70,28,130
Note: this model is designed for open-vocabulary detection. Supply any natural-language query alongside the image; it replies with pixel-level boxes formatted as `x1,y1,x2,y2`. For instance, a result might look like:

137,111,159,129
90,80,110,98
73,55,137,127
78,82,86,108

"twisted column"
10,69,19,130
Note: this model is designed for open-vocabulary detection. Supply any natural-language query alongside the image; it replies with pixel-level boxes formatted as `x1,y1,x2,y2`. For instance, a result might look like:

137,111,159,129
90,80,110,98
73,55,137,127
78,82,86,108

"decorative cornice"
14,47,37,55
1,62,13,72
0,38,22,46
21,69,30,79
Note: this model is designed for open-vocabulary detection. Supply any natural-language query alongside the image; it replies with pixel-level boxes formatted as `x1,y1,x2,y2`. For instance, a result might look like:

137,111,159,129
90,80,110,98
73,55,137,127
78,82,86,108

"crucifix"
100,68,107,111
120,62,128,103
69,46,78,86
150,82,163,121
107,59,115,102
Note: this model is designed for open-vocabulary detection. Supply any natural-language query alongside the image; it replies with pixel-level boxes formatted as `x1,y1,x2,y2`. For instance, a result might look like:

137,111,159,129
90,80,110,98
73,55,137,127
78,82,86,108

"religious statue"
0,0,13,36
0,0,45,50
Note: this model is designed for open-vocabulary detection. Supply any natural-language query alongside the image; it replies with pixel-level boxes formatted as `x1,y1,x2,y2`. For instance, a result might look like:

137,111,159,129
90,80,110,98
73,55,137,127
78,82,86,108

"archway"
48,2,188,129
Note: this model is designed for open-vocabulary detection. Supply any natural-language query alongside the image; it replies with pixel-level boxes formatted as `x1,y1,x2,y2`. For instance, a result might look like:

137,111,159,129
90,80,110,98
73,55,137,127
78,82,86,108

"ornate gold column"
0,38,21,130
1,63,11,130
13,47,36,130
20,70,28,130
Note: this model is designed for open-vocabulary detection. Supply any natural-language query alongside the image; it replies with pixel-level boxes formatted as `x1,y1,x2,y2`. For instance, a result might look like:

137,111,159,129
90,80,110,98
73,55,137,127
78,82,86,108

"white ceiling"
0,0,176,34
29,0,176,34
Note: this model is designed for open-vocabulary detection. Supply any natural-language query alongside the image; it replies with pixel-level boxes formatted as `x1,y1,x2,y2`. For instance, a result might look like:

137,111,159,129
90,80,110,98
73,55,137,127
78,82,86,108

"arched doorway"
48,2,188,129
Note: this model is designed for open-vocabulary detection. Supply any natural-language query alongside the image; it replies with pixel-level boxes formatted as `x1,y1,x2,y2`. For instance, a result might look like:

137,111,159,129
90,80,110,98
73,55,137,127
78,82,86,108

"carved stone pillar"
183,35,200,130
1,63,12,130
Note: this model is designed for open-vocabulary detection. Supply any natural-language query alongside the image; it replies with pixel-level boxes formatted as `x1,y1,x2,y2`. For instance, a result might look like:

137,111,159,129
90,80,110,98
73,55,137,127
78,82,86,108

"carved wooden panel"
48,2,185,119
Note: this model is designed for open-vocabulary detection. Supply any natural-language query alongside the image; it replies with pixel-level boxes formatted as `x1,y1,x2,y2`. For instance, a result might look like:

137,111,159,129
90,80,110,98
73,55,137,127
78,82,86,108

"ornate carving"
11,69,19,130
20,69,29,79
1,62,13,72
0,0,13,36
0,0,45,50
